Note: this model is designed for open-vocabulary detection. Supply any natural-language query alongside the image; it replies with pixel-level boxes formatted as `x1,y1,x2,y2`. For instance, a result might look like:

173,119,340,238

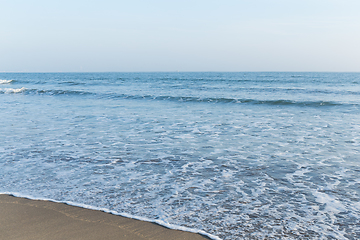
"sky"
1,0,360,72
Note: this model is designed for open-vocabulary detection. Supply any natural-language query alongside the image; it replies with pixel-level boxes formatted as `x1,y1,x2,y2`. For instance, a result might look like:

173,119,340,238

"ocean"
0,72,359,239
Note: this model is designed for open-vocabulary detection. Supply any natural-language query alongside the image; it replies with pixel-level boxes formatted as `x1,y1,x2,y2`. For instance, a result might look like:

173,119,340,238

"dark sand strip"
0,194,210,240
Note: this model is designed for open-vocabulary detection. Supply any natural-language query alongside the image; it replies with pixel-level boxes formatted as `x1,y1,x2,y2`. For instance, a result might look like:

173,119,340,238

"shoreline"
0,194,213,240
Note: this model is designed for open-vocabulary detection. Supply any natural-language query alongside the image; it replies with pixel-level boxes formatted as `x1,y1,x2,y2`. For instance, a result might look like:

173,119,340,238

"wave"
0,87,26,93
0,80,13,84
119,95,343,107
58,81,87,86
0,88,92,96
26,89,93,95
1,87,356,107
228,87,360,96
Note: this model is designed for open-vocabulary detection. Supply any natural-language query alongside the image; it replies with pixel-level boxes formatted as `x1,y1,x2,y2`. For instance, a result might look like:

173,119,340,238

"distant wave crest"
0,88,92,96
1,87,351,107
0,87,26,93
0,80,13,84
121,95,342,107
27,89,92,95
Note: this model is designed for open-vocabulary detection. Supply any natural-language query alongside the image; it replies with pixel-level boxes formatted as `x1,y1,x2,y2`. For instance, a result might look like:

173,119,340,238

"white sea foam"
0,79,13,84
0,87,26,93
353,201,360,211
0,192,222,240
312,191,347,214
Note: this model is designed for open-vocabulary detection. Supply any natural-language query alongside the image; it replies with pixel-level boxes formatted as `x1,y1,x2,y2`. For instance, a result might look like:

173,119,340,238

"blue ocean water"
0,72,359,239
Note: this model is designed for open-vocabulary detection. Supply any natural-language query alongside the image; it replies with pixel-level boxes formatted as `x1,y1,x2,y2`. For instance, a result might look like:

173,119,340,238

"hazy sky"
1,0,360,72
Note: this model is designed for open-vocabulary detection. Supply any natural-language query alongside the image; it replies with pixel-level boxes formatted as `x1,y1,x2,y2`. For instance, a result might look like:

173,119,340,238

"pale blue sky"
1,0,360,72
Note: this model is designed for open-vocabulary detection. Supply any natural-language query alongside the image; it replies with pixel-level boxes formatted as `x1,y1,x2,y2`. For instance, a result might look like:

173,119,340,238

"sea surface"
1,72,359,239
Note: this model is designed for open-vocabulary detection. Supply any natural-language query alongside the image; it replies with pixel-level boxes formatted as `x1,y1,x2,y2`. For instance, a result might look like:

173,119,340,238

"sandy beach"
0,194,210,240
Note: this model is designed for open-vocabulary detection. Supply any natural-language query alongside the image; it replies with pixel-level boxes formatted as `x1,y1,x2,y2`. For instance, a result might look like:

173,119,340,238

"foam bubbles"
313,191,347,214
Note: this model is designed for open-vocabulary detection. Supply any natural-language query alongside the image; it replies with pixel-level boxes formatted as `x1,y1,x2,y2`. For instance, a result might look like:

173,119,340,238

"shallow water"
1,72,359,239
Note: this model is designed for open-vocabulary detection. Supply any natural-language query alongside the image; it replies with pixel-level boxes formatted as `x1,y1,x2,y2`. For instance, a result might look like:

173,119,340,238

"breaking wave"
0,87,26,93
0,80,13,84
1,87,355,107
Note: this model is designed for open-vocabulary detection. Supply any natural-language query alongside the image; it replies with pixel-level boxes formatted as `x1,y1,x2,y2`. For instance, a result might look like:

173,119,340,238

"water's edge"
1,192,222,240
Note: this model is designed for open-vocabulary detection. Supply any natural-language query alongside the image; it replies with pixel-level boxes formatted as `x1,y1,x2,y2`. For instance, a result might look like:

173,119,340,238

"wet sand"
0,194,210,240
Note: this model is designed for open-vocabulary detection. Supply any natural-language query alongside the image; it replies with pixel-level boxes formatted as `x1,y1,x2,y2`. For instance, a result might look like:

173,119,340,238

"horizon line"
1,70,360,74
